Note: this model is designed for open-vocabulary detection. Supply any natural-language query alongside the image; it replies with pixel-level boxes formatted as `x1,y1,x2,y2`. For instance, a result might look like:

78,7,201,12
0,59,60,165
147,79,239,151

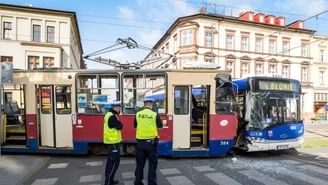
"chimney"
199,7,206,14
254,13,265,23
238,11,254,21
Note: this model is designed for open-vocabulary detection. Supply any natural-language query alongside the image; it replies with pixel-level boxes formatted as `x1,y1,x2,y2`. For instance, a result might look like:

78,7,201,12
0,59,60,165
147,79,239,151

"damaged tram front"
233,75,304,152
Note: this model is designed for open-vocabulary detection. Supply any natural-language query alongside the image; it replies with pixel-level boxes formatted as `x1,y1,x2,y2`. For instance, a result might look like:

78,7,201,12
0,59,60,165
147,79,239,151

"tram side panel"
73,114,173,155
209,114,237,155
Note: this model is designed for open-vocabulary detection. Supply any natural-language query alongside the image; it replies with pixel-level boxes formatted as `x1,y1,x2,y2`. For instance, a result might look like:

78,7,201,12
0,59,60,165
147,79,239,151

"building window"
33,25,41,41
182,29,193,46
319,50,324,62
226,35,233,49
269,40,275,54
173,36,177,52
43,57,54,68
282,65,289,78
205,32,212,47
1,56,13,64
3,22,12,39
301,44,307,57
28,56,40,69
269,64,276,74
226,60,234,78
319,71,324,84
255,38,262,52
181,58,193,68
241,62,248,77
241,37,248,51
47,26,55,43
255,63,262,75
301,67,308,82
282,41,289,55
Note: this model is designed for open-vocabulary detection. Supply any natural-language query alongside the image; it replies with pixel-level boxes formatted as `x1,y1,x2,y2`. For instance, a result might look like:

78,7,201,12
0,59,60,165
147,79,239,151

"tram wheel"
91,144,105,155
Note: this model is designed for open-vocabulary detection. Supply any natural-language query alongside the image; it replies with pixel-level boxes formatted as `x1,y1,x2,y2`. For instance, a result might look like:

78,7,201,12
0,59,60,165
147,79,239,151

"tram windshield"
245,91,300,130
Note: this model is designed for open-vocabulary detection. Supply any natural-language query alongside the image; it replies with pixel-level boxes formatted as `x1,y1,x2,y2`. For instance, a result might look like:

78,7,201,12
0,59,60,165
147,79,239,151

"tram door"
37,85,73,148
173,86,191,149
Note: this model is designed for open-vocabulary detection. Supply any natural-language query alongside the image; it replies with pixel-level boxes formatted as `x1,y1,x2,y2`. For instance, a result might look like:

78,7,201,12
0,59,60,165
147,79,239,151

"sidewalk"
0,154,50,185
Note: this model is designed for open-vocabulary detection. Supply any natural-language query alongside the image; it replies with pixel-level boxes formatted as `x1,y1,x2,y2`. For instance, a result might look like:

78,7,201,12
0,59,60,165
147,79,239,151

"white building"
142,8,317,120
0,3,85,70
311,35,328,120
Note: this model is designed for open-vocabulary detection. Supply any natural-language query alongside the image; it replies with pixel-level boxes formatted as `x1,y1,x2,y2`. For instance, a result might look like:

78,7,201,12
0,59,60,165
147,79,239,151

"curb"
16,157,51,185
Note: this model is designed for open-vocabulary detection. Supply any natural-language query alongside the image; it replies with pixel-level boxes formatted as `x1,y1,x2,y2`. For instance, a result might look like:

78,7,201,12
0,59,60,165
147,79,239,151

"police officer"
104,101,123,185
134,99,163,185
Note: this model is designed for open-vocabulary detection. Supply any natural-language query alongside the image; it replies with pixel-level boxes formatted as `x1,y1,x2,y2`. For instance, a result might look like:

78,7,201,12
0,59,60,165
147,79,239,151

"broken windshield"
244,91,300,130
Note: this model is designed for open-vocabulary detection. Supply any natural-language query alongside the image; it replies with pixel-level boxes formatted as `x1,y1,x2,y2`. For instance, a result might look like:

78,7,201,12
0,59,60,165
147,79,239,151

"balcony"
301,81,313,87
179,45,199,54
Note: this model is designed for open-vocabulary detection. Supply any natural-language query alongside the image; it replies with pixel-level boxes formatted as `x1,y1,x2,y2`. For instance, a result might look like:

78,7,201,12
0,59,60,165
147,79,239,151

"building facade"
142,8,319,120
311,35,328,120
0,3,85,70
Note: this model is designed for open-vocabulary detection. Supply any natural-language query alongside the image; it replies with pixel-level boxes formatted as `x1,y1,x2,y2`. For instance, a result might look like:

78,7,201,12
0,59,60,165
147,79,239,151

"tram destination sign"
257,80,299,92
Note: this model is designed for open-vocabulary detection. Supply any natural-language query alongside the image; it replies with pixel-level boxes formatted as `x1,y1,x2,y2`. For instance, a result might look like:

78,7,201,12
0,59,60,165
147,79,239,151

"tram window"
76,74,120,114
215,76,236,114
174,86,189,115
41,86,52,114
122,73,167,115
56,86,71,114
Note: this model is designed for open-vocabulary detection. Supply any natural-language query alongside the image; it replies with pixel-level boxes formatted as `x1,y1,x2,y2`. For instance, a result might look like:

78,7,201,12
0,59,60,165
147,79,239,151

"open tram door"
36,85,73,148
172,85,210,150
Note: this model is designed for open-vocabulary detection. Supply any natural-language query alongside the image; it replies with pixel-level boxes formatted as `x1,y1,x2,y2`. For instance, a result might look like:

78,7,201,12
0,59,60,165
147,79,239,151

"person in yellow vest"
134,99,163,185
103,101,123,185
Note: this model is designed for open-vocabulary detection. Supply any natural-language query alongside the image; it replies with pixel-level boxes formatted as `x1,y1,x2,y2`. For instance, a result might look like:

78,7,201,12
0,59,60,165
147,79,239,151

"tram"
233,74,304,152
1,67,237,157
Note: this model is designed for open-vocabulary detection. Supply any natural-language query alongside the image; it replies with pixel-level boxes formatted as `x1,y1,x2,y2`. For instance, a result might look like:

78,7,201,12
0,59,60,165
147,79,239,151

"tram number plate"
277,145,289,150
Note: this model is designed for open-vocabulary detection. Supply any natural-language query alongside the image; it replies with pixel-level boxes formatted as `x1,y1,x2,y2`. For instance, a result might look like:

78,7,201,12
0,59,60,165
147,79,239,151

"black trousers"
134,140,158,185
104,143,120,185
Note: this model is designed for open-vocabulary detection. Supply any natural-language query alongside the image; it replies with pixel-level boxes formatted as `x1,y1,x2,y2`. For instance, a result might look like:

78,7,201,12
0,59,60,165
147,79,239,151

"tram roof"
13,68,232,74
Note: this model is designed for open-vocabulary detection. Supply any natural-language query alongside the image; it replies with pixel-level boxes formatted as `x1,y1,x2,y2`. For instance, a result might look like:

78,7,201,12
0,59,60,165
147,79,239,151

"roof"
143,13,316,60
0,3,83,54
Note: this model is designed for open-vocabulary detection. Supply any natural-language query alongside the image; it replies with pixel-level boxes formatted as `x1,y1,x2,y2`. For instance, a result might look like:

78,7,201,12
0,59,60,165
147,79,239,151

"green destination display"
258,80,299,91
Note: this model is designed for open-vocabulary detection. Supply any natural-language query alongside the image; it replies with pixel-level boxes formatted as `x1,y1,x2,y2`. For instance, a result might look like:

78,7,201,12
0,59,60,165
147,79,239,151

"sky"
2,0,328,69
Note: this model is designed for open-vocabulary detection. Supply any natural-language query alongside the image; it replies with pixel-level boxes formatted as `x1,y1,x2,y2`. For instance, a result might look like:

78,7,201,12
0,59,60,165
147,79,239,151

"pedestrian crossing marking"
166,176,195,185
299,165,328,175
193,166,215,172
239,170,289,185
79,174,102,183
280,160,302,165
160,168,181,175
205,172,242,185
47,163,68,169
86,161,103,167
274,167,328,185
122,172,134,179
31,178,58,185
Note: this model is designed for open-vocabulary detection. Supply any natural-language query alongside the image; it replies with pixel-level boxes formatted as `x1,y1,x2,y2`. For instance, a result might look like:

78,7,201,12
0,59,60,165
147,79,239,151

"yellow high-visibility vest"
136,109,158,139
103,112,122,144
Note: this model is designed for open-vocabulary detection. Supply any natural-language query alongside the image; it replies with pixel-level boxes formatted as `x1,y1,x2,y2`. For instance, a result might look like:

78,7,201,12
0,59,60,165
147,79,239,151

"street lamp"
211,24,218,63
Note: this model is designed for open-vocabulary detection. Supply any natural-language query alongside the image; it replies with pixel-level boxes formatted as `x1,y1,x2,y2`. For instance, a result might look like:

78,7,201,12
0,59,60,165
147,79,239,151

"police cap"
143,99,154,104
111,101,121,107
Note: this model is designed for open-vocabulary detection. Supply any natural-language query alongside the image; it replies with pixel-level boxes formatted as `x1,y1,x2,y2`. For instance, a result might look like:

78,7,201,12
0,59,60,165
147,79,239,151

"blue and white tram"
233,74,304,152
